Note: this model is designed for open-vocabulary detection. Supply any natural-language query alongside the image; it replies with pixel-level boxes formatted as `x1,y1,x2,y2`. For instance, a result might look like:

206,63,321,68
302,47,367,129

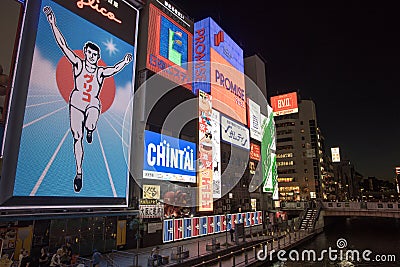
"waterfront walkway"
97,226,318,267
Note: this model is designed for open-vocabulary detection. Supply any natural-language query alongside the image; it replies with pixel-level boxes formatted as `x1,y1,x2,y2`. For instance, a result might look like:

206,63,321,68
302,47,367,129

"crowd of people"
16,242,74,267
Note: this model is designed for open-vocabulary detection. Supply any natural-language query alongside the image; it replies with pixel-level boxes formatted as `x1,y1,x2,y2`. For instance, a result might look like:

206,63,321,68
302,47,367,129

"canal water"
274,217,400,266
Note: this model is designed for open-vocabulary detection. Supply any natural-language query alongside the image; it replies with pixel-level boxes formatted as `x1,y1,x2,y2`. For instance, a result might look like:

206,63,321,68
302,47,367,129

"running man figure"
44,6,132,192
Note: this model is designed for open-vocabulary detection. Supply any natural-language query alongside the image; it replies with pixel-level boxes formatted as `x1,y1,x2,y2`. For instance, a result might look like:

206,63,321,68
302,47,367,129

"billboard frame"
0,0,140,209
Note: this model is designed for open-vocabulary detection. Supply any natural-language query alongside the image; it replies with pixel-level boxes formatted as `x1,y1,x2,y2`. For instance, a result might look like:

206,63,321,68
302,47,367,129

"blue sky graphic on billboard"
143,130,196,183
13,0,135,198
159,16,188,69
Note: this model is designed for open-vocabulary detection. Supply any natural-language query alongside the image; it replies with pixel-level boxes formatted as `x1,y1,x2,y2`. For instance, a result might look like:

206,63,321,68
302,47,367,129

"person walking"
151,246,163,266
65,242,73,265
230,228,235,242
92,249,102,267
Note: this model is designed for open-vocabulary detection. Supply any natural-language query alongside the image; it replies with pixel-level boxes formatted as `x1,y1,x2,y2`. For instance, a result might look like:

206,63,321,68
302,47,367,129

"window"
278,169,296,174
304,169,308,173
277,137,293,142
276,153,294,158
277,161,294,167
278,177,294,183
277,145,294,150
276,122,295,128
301,136,305,140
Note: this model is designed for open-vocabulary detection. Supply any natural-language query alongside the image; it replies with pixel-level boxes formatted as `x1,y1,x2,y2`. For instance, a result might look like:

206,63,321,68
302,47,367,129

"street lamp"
132,217,143,267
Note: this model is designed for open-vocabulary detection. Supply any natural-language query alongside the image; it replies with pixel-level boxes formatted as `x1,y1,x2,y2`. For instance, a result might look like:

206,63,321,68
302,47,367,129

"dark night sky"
171,0,400,181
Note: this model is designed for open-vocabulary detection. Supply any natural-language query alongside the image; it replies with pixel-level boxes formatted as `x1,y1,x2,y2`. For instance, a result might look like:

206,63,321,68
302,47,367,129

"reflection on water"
274,217,400,267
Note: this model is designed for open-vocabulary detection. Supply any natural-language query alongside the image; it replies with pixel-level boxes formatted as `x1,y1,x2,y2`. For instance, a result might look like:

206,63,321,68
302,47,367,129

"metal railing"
190,230,314,267
109,226,267,267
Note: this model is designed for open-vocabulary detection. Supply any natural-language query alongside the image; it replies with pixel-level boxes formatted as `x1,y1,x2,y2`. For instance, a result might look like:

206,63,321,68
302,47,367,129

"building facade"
274,98,325,201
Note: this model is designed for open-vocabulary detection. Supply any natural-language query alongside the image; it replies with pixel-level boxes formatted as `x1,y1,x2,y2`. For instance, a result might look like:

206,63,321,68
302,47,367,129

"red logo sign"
270,92,298,116
250,143,261,161
214,30,224,46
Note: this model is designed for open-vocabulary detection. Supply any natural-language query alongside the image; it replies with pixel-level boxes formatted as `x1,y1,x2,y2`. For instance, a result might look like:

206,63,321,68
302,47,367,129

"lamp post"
132,217,143,267
225,211,228,247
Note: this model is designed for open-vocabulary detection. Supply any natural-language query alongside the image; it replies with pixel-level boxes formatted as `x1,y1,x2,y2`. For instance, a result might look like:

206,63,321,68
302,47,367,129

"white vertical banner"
331,147,341,162
248,98,262,141
211,109,221,198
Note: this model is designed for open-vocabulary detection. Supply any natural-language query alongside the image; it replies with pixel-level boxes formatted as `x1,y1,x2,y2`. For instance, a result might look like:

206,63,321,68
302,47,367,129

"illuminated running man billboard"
0,0,139,208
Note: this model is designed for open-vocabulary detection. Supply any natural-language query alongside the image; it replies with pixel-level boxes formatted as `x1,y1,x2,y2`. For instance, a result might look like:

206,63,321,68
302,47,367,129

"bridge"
321,201,400,218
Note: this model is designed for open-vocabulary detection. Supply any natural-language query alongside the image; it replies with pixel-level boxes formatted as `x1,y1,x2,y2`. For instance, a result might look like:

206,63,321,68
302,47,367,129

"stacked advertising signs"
146,0,193,90
211,109,221,199
261,106,278,200
143,130,196,183
0,0,139,208
193,17,246,124
270,92,299,116
198,90,213,211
